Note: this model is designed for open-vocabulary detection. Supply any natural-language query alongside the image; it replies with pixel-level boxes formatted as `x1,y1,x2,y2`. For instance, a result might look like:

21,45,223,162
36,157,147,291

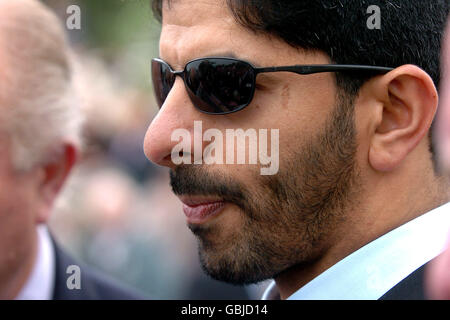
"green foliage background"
42,0,161,90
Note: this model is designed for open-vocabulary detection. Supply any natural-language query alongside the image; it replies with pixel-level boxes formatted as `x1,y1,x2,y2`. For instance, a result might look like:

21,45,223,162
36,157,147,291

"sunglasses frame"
151,57,394,115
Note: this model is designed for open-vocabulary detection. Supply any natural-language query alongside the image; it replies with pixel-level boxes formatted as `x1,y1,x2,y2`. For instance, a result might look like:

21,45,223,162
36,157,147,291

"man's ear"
36,143,78,223
368,64,438,172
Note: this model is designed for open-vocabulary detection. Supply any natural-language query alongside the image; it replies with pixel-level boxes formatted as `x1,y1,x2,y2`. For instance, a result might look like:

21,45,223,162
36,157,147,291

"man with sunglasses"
144,0,450,299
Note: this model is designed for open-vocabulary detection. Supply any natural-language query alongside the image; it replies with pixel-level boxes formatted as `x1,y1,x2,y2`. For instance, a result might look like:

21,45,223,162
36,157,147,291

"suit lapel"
379,262,429,300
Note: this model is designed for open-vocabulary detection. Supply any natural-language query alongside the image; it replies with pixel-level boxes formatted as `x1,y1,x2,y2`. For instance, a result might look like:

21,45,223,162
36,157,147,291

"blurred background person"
428,15,450,300
0,0,142,299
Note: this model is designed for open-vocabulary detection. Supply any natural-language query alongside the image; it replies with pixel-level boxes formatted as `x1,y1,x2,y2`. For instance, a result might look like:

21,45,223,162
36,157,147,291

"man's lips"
178,196,226,224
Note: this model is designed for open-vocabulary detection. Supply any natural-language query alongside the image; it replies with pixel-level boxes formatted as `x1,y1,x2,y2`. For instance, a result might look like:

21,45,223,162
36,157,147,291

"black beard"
170,94,361,285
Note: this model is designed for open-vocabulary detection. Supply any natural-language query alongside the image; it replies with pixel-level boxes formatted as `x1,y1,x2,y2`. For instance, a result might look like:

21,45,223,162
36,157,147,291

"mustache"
170,165,247,209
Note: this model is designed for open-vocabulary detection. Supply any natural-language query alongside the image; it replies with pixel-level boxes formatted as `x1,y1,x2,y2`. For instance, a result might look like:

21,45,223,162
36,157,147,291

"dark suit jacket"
379,262,430,300
52,243,146,300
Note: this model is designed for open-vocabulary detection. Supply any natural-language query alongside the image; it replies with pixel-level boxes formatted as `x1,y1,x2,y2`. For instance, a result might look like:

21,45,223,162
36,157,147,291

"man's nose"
143,77,198,169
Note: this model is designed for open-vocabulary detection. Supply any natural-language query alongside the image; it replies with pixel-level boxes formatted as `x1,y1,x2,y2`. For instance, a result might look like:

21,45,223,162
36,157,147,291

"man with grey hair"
0,0,142,299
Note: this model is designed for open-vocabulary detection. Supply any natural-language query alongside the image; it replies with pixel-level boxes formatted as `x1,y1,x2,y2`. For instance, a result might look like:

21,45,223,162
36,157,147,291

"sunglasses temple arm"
255,65,394,75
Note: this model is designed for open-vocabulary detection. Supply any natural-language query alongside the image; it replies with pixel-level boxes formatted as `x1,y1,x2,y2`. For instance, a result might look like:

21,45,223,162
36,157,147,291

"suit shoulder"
379,262,428,300
53,244,149,300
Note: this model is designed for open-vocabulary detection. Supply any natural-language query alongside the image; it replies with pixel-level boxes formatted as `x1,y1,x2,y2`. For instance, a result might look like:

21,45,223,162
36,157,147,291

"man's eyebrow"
176,52,241,68
159,52,263,70
202,52,263,67
206,52,238,59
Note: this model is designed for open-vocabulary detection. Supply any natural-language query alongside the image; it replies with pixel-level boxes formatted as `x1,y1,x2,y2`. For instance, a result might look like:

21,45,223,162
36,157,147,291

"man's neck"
274,237,365,299
274,191,450,300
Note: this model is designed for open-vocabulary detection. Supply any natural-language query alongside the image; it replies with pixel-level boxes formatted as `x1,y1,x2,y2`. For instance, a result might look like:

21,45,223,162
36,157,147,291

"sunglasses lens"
185,58,255,114
151,59,175,108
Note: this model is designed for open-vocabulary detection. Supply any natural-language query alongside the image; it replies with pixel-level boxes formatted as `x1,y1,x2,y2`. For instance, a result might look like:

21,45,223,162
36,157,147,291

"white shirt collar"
15,225,55,300
262,202,450,300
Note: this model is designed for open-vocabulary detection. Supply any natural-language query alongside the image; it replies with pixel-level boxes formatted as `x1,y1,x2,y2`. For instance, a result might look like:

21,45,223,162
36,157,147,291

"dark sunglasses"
151,57,394,115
